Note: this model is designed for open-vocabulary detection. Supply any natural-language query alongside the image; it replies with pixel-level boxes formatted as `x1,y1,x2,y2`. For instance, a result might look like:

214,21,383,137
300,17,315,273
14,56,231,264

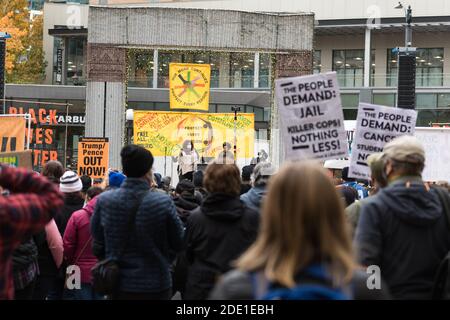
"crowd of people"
1,135,450,300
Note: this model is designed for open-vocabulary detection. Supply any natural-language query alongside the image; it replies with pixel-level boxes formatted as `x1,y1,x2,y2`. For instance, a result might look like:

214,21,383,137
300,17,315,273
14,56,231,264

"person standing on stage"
173,140,199,182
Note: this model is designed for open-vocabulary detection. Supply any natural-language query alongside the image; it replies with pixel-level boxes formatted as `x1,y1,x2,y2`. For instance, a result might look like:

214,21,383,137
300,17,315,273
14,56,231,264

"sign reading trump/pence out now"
349,103,418,180
77,138,109,180
275,72,348,161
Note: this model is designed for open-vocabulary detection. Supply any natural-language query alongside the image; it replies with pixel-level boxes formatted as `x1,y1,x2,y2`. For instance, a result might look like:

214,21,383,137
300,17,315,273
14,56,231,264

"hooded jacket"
355,176,450,299
55,193,85,236
184,193,260,300
173,193,201,224
63,197,99,284
240,186,266,213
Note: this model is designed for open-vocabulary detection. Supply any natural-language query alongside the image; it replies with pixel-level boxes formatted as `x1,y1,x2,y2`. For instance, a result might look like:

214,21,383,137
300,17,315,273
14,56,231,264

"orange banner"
0,116,26,153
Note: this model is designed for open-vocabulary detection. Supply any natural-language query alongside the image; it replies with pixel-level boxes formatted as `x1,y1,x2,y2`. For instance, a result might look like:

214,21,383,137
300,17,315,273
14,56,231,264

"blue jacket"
240,186,266,212
91,178,185,293
355,176,450,299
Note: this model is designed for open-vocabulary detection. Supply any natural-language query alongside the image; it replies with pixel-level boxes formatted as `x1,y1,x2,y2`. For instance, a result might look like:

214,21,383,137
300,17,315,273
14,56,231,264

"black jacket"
12,237,38,272
55,193,84,236
33,231,58,277
209,269,391,300
355,176,450,299
184,193,260,300
173,194,201,225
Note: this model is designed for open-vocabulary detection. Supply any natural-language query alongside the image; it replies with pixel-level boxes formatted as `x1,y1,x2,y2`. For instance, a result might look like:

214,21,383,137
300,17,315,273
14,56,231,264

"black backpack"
431,187,450,300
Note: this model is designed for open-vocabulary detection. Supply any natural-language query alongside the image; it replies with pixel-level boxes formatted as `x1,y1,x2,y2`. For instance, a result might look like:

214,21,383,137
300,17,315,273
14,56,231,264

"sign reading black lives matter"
349,103,418,180
275,72,348,161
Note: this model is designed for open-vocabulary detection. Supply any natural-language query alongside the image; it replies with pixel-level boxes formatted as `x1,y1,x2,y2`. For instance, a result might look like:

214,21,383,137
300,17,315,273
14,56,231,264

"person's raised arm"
0,165,64,242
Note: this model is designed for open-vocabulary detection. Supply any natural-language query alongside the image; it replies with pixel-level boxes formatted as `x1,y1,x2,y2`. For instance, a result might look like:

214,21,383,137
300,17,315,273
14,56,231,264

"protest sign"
275,72,348,161
0,150,33,169
415,127,450,182
77,138,109,179
133,111,254,158
169,63,211,111
0,116,26,153
349,103,417,180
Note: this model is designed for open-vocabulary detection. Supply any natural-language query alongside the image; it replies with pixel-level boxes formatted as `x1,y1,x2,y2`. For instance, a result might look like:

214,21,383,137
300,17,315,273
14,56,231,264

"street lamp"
0,32,11,115
395,2,413,47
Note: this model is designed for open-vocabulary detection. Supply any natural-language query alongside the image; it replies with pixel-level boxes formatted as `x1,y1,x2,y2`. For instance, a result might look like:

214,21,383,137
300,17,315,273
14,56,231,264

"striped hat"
60,171,83,193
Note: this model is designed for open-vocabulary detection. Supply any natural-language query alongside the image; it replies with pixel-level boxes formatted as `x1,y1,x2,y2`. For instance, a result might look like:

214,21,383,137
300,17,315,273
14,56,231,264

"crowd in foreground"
1,135,450,300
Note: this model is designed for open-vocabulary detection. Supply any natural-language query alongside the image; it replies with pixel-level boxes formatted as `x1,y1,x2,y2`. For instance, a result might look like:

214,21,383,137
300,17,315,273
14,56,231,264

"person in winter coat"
355,136,450,299
63,187,104,300
193,170,207,203
210,162,390,300
0,165,64,300
12,238,39,299
240,162,276,213
33,161,65,300
91,145,185,300
184,160,260,300
173,180,201,224
56,171,85,235
240,165,253,195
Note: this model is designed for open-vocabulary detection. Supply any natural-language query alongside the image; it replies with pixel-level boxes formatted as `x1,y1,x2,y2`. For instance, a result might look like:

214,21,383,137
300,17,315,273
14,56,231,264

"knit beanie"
109,171,126,189
60,171,83,193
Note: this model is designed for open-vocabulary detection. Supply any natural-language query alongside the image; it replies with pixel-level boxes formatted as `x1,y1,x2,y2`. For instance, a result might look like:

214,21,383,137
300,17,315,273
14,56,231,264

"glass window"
343,109,358,120
253,107,264,122
333,50,365,87
313,50,321,74
373,94,396,107
438,94,450,108
387,48,444,87
66,37,86,86
416,93,437,109
217,105,234,113
259,53,271,88
158,51,183,88
230,53,254,88
128,51,154,88
341,94,359,108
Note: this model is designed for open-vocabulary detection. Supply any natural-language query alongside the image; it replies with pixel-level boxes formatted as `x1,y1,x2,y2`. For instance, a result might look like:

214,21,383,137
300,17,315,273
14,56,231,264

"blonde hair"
236,161,356,287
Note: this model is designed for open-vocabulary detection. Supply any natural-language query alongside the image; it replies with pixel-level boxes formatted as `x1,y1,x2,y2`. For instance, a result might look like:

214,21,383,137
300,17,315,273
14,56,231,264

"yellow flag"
0,116,25,152
169,63,211,111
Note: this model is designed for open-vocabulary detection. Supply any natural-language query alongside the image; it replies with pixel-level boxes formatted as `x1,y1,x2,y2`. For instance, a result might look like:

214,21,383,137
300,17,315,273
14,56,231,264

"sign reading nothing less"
77,138,109,179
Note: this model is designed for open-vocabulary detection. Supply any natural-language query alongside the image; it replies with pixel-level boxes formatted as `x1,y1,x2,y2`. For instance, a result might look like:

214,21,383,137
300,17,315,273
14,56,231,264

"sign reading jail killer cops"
77,138,109,180
169,63,211,111
349,103,418,180
275,72,348,161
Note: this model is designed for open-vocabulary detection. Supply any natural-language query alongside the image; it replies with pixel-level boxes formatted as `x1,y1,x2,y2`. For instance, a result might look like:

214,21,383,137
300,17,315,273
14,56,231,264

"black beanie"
176,179,195,196
121,145,154,178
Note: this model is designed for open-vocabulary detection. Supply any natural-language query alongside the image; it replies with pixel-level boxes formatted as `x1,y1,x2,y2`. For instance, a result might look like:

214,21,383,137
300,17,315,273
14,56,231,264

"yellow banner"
169,63,211,111
0,116,25,153
134,111,255,158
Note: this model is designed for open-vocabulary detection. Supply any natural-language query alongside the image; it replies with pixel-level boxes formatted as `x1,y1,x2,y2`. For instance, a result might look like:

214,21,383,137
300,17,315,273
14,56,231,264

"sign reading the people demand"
275,72,348,161
349,103,418,180
77,138,109,179
169,63,211,111
133,111,254,158
0,116,26,153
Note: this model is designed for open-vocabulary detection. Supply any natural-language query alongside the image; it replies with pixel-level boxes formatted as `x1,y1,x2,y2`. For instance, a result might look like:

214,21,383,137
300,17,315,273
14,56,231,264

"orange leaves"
0,11,27,74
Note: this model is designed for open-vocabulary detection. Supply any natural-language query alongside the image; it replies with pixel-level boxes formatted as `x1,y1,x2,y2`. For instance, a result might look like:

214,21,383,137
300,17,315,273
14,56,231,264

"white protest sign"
349,103,417,180
415,127,450,182
275,72,348,161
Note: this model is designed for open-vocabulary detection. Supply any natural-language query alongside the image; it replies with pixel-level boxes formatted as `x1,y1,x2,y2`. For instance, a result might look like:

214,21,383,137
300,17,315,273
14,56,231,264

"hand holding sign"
275,72,348,161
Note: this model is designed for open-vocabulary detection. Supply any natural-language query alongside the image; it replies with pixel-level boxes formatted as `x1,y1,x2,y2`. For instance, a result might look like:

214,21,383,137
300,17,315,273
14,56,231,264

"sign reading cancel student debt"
349,103,418,180
275,72,348,161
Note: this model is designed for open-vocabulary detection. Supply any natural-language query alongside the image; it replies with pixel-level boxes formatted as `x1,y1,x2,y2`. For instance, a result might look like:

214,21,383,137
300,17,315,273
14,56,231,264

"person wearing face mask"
173,140,199,182
355,135,450,300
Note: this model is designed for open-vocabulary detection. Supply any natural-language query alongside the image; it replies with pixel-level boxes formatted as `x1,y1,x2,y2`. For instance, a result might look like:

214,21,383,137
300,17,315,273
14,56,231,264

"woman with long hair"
210,162,390,300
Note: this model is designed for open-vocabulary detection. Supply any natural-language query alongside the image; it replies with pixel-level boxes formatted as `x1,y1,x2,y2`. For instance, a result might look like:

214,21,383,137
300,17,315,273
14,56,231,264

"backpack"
431,187,450,300
251,265,352,300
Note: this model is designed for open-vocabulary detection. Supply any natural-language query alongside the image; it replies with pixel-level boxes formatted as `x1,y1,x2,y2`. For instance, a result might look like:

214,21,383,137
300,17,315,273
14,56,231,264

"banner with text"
77,138,109,180
275,72,348,161
349,103,418,180
0,150,32,169
134,111,254,159
169,63,211,111
0,116,26,153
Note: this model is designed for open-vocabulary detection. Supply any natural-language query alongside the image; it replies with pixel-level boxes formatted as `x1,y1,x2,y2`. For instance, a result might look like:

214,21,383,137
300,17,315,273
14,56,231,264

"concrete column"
86,44,127,170
254,52,260,88
271,51,313,169
153,49,158,88
218,53,230,88
364,28,372,88
444,47,450,87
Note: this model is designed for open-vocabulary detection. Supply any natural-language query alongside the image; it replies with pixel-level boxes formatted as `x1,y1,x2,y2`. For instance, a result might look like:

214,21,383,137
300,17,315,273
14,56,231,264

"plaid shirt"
0,166,64,300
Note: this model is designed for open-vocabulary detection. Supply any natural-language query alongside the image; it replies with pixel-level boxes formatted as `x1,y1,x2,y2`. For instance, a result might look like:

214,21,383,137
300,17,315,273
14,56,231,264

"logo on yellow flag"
169,63,211,111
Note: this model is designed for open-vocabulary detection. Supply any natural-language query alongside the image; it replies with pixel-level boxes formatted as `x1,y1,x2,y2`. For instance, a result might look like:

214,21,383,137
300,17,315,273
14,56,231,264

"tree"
0,0,47,83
